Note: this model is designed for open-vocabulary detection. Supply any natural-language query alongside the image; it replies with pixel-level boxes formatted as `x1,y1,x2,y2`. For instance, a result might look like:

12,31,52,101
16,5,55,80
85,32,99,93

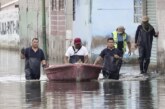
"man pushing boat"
94,38,122,80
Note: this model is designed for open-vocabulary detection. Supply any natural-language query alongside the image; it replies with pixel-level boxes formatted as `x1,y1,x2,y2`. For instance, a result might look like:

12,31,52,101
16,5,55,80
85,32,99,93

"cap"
74,37,81,44
142,16,149,22
117,26,125,33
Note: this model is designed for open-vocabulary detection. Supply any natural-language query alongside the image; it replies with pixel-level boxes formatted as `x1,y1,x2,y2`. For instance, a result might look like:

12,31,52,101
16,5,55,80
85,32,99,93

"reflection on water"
0,79,165,109
25,81,41,108
138,81,154,109
123,80,157,109
43,80,158,109
0,49,21,76
45,81,100,109
103,81,124,109
46,81,99,92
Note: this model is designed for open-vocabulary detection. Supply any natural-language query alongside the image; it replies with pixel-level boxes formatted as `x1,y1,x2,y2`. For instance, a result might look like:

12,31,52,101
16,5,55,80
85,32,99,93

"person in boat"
94,38,122,80
21,38,47,80
135,16,158,75
64,37,89,64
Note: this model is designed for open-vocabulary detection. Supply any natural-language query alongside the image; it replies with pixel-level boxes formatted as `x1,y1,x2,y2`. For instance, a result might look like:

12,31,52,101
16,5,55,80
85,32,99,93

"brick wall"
48,0,69,64
50,0,66,36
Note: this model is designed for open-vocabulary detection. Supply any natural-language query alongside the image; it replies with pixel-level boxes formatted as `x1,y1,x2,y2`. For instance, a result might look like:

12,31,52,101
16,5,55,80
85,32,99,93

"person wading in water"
21,38,47,80
94,38,122,80
135,16,159,75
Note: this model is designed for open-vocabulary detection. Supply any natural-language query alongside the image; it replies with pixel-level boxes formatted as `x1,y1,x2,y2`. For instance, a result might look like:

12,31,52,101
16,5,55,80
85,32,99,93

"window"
134,0,142,23
59,0,65,10
52,0,65,11
52,0,57,11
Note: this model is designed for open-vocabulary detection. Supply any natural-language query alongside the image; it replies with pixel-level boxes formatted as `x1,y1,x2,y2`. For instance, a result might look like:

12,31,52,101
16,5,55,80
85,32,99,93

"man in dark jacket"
21,38,47,80
94,38,122,80
135,16,158,74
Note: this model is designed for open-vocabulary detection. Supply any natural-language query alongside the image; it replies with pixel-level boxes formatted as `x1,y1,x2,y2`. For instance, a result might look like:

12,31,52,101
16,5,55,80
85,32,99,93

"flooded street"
1,80,165,109
0,50,165,109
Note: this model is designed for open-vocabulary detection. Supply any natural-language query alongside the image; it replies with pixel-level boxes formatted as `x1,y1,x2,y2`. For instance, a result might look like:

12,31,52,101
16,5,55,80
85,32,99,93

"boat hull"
44,64,102,81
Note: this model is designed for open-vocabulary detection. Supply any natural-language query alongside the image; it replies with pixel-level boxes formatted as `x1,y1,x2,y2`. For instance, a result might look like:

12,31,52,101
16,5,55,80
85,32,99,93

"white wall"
72,0,92,50
0,9,19,48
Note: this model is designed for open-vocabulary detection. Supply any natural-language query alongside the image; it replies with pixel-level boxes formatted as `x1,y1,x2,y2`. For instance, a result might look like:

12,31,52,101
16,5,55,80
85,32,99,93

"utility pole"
42,0,47,60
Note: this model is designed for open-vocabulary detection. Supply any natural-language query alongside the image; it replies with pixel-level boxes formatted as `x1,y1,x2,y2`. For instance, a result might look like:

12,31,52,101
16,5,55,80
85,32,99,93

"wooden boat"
44,64,102,81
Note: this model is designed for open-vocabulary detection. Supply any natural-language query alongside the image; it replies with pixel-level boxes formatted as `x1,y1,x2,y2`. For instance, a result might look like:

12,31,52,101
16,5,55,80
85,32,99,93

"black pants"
25,68,40,80
25,58,41,80
102,70,119,80
138,46,151,74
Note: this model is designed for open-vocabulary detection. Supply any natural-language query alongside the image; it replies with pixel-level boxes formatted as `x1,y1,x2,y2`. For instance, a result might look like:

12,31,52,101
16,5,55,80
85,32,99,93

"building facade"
19,0,49,53
1,0,165,73
0,0,19,49
48,0,72,63
156,0,165,73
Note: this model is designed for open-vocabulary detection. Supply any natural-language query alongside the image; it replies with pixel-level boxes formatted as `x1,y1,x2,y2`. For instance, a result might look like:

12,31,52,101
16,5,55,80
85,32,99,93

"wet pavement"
0,49,165,109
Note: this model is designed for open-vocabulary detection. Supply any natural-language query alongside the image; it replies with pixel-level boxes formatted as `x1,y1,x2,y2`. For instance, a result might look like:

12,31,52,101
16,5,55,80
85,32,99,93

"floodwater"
0,49,165,109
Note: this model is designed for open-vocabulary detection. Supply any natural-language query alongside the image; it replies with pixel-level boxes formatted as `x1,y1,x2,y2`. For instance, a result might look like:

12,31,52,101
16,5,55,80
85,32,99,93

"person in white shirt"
64,37,89,64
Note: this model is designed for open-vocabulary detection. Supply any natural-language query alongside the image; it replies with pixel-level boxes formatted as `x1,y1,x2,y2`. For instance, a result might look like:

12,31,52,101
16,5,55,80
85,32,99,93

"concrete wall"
19,0,49,50
0,9,19,49
157,0,165,73
0,0,19,49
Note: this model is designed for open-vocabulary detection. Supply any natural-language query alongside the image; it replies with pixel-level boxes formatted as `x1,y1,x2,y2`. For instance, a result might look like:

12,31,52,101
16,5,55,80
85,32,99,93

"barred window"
59,0,65,10
134,0,142,23
52,0,58,11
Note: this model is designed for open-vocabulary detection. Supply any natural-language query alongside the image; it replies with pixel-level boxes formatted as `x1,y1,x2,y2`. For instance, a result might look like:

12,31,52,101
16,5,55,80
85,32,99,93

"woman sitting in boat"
94,38,122,80
64,37,89,64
